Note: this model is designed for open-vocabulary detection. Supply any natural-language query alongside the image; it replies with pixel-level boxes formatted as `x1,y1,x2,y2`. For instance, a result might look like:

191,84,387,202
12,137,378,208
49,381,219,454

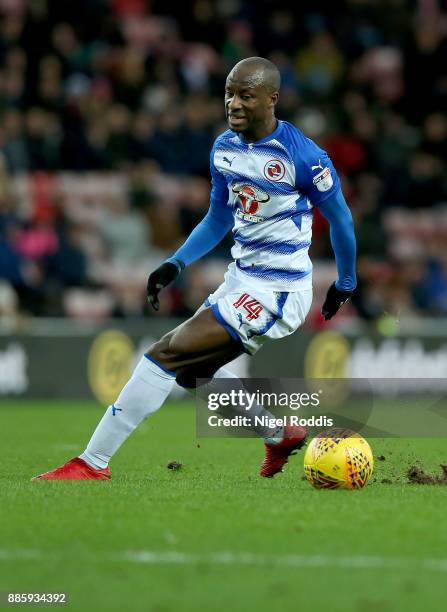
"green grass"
1,401,447,611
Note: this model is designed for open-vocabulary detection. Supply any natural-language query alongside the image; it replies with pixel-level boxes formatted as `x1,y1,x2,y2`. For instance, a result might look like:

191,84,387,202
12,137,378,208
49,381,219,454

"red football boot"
260,424,307,478
32,457,111,481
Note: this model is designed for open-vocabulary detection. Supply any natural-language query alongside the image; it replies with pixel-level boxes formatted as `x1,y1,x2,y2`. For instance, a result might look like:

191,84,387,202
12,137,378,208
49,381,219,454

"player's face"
225,76,277,135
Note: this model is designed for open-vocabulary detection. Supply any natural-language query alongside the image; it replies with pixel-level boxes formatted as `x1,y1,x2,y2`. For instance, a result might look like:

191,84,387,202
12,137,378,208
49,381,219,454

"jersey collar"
236,119,284,145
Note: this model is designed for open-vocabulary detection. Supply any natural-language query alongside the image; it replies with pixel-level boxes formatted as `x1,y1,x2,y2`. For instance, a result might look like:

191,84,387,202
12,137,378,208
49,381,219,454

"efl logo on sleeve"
312,167,333,192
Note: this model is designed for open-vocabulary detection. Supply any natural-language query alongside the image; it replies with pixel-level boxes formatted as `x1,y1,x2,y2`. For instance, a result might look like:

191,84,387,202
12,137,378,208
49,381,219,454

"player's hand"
321,282,353,320
147,262,180,311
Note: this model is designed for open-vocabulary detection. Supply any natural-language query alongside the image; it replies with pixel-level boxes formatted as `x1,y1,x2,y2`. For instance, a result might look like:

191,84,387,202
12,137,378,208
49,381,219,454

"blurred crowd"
1,0,447,326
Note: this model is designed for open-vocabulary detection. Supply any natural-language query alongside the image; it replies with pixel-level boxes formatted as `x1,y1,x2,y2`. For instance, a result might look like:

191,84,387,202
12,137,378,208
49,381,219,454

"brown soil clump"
407,464,447,485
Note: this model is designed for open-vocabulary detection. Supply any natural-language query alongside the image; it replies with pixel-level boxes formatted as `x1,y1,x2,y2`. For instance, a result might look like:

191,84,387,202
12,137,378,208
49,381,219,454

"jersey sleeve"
210,140,230,211
294,139,341,206
318,190,357,291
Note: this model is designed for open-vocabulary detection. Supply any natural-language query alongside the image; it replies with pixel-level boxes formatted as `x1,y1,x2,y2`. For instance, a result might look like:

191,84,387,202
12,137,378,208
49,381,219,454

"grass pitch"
1,400,447,611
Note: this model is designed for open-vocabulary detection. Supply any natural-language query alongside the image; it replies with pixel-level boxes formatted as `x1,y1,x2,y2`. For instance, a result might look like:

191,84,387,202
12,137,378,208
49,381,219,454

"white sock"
198,367,284,442
80,355,175,469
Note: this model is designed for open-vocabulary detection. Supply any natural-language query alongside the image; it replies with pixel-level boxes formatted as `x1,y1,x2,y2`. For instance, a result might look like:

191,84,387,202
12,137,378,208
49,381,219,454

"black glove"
147,262,181,311
321,282,353,321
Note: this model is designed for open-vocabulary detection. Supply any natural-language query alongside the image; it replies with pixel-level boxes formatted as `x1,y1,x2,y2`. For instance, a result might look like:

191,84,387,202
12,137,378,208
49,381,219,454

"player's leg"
32,308,240,480
168,285,310,477
78,309,243,473
146,307,241,371
176,363,286,440
200,284,312,477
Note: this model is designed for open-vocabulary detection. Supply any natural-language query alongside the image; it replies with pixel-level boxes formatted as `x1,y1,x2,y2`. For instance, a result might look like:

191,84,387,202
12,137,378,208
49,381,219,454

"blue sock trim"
144,354,176,377
209,303,247,352
204,297,211,307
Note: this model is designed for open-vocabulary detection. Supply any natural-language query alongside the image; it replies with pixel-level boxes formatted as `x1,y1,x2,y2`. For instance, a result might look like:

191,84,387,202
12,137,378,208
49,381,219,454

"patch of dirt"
407,464,447,485
377,455,386,461
167,461,182,471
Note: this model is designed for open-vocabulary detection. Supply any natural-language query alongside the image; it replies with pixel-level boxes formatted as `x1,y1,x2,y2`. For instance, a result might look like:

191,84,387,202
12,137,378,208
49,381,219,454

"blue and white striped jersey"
211,120,341,291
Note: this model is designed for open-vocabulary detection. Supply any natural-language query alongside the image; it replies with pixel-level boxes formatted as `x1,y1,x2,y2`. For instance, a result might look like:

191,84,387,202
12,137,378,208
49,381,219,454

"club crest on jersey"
312,166,333,192
232,183,269,222
264,159,286,182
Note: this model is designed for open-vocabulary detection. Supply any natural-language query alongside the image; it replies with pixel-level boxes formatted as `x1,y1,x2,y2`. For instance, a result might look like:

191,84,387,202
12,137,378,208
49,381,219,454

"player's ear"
270,91,279,108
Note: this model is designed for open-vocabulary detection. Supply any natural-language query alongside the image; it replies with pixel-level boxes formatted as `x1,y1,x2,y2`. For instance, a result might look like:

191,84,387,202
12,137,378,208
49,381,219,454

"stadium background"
1,0,447,392
2,3,447,612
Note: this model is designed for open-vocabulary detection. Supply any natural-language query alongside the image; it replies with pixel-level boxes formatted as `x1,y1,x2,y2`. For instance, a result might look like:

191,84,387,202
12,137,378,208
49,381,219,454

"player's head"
225,57,280,136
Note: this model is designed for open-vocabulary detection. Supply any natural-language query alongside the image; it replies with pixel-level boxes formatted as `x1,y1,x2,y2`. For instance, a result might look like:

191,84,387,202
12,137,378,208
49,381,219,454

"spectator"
0,0,446,321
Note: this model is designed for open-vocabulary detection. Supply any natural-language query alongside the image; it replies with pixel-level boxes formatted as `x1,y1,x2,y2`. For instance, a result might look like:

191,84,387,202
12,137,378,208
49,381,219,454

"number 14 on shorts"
233,293,264,321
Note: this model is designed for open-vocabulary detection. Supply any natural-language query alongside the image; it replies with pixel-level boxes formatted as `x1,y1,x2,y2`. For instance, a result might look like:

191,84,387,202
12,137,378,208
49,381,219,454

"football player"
33,57,356,481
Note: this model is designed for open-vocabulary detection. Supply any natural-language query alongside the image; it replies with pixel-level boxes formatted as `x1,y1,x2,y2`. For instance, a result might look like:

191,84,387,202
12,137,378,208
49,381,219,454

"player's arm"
317,190,357,320
147,151,233,310
294,144,356,320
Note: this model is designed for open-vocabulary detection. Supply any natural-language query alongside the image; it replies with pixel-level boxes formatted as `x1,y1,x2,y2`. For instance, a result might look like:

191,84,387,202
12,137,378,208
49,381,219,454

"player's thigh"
147,307,240,368
170,307,234,353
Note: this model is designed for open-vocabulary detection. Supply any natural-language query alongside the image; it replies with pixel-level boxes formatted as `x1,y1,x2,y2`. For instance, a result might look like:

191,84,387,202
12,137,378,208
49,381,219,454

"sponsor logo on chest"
232,183,269,223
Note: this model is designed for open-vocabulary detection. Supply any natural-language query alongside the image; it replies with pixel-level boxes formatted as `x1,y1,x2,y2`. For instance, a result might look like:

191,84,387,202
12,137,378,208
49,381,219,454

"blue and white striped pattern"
233,231,311,255
247,291,289,338
212,120,339,290
236,260,312,282
218,165,296,196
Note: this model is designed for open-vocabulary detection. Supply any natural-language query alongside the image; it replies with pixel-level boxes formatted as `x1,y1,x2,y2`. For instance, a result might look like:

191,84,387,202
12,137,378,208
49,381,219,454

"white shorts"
205,267,313,355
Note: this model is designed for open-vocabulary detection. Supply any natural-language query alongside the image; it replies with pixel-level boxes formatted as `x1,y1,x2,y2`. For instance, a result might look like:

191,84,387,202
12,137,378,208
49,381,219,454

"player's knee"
146,336,175,367
165,331,188,358
146,331,189,369
175,368,196,389
176,364,218,389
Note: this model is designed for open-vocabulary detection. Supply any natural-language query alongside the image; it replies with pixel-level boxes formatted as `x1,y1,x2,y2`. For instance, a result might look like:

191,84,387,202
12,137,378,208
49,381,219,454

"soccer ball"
304,429,374,490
